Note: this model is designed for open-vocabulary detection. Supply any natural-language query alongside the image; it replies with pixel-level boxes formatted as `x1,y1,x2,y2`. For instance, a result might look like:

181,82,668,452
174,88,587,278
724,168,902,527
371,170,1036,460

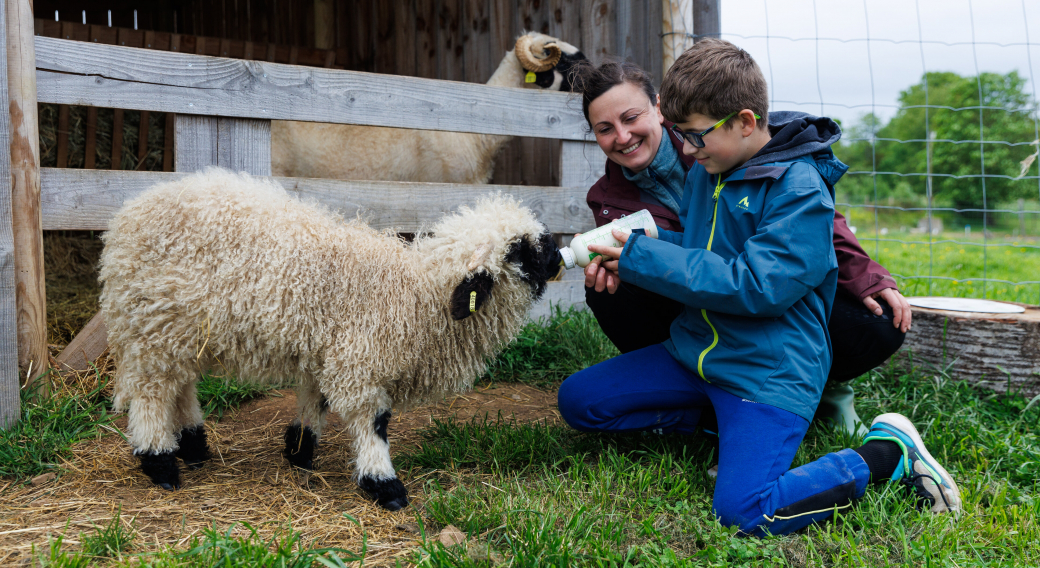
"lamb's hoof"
176,426,211,470
358,475,409,511
138,450,181,490
284,423,318,470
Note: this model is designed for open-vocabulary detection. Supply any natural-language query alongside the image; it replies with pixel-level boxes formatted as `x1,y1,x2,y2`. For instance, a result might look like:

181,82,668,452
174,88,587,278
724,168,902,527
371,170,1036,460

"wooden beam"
6,0,47,387
0,0,20,427
33,36,588,141
174,115,271,175
38,168,596,234
902,305,1040,399
54,310,107,373
559,140,606,189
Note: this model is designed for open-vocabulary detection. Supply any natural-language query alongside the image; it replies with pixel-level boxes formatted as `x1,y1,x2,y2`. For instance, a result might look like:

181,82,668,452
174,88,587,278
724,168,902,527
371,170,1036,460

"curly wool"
100,168,550,454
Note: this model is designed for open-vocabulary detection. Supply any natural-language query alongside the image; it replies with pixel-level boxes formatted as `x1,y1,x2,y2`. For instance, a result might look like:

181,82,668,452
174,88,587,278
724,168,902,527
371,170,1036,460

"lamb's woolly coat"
101,169,553,485
270,32,582,183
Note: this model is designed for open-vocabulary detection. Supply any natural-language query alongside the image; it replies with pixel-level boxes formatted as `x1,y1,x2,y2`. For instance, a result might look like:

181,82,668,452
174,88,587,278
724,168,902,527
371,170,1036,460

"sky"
713,0,1040,129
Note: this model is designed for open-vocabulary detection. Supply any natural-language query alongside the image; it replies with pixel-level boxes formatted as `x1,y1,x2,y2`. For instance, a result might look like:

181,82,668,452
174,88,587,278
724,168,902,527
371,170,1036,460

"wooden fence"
33,17,345,173
0,6,607,427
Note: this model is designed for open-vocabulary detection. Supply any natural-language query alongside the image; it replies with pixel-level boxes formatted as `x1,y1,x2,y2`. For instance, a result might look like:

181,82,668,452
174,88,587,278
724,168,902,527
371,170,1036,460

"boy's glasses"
671,111,761,148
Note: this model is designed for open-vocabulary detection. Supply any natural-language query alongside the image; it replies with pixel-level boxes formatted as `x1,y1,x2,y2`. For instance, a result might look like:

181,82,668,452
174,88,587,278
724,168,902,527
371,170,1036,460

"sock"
855,440,903,483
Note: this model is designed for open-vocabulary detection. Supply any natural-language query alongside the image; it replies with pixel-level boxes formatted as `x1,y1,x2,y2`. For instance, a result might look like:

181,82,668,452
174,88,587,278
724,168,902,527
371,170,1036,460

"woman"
570,60,910,436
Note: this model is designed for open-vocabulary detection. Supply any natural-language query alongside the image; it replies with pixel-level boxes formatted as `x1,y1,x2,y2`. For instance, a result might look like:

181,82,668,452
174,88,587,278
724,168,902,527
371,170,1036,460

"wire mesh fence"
664,0,1040,304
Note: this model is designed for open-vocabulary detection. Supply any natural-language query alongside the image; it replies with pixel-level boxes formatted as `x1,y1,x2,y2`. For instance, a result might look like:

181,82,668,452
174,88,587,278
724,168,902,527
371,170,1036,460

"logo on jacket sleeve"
737,196,750,210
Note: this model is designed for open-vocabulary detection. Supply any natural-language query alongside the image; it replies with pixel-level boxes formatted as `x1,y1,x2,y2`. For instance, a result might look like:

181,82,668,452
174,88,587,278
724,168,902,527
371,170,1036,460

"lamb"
99,168,563,510
270,32,586,184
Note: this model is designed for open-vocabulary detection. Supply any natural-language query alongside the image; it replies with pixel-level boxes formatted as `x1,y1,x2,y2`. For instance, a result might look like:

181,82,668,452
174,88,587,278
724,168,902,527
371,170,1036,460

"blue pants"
557,345,871,536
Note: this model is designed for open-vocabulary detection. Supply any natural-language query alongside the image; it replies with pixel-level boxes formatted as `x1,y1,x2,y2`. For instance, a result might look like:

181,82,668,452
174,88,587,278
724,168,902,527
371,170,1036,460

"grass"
9,308,1040,565
479,305,619,388
402,357,1040,566
0,371,274,482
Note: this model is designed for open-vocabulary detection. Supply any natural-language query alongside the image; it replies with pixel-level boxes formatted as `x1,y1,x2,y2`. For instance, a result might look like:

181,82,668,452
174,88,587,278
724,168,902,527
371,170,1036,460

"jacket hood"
743,111,848,187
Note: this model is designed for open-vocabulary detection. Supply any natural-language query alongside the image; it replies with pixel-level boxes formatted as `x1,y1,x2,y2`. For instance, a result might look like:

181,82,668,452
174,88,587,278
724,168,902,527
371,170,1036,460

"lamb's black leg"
137,450,181,490
176,426,211,470
284,422,318,470
357,411,409,511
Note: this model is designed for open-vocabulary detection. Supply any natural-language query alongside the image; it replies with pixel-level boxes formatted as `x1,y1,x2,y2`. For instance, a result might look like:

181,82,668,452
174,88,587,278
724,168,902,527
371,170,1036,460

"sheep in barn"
270,32,586,183
99,168,562,511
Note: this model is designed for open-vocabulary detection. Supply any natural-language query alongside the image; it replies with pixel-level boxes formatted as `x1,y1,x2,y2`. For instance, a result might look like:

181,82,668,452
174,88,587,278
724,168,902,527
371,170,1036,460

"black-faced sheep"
270,32,586,184
99,168,562,510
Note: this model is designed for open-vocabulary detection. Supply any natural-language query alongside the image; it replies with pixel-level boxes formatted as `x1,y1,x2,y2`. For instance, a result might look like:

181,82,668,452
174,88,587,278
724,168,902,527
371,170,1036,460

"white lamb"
270,32,585,184
100,168,563,510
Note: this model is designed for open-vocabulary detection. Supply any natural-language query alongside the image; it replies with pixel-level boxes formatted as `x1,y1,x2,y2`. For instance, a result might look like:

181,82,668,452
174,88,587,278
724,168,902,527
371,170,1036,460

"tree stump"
902,303,1040,398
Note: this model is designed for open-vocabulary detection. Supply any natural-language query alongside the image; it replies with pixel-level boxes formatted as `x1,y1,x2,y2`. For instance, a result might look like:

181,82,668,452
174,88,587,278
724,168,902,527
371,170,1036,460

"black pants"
585,284,905,383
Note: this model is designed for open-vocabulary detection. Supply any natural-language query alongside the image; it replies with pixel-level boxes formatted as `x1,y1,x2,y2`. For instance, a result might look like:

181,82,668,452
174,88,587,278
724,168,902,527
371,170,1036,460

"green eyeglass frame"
671,111,762,148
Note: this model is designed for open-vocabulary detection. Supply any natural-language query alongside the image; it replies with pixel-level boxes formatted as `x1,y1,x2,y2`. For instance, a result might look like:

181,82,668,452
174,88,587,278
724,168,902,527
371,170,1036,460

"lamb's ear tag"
525,71,536,83
469,291,477,312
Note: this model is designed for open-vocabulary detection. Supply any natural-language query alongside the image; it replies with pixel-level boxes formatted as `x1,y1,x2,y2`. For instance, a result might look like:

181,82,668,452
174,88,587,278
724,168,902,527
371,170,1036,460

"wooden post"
692,0,720,42
663,0,694,74
5,0,47,389
0,0,20,427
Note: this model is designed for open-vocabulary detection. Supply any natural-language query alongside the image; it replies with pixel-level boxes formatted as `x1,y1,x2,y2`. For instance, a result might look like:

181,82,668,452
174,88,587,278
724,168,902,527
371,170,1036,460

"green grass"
196,374,280,420
0,373,275,482
0,376,114,479
851,231,1040,303
396,308,1040,567
480,305,620,388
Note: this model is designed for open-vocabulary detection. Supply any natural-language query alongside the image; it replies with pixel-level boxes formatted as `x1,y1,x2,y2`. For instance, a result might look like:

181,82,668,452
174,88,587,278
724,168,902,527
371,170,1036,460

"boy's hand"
584,229,629,294
862,288,912,333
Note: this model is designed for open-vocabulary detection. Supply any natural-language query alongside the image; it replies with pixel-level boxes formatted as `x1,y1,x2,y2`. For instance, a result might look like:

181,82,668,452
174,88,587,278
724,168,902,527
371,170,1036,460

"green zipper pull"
710,175,724,223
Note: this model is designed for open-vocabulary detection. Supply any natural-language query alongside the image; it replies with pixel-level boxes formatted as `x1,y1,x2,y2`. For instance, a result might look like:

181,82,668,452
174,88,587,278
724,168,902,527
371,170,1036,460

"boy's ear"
449,271,495,320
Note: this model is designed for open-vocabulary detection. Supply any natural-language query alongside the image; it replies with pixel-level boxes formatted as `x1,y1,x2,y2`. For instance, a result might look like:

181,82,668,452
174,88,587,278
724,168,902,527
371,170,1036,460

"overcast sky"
717,0,1040,129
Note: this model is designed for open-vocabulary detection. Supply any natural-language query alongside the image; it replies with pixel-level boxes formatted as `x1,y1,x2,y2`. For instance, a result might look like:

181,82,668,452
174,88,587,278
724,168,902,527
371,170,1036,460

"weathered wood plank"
559,140,605,188
39,168,596,234
1,0,22,427
7,0,47,385
175,115,271,175
33,36,589,141
692,0,719,41
582,0,615,64
54,311,107,373
902,305,1040,399
111,109,124,170
394,0,417,77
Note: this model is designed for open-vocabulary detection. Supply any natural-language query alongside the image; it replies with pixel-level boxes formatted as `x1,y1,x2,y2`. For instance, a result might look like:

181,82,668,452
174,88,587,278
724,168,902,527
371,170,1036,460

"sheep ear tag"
525,71,536,83
450,271,495,320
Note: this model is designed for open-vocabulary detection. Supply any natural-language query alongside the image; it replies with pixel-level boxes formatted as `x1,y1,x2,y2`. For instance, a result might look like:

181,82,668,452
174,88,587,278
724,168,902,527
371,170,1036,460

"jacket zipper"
697,175,725,380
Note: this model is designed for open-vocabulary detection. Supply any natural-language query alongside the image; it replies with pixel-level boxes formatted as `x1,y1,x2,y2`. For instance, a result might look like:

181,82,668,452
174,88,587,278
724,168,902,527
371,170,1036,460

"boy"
556,39,959,536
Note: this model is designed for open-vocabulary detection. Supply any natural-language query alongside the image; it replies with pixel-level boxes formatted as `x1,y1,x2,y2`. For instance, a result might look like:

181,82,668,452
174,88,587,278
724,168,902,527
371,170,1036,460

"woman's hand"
863,288,912,333
583,229,629,294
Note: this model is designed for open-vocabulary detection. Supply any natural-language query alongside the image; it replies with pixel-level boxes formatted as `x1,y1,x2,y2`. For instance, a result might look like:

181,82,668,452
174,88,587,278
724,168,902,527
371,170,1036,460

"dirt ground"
0,383,562,566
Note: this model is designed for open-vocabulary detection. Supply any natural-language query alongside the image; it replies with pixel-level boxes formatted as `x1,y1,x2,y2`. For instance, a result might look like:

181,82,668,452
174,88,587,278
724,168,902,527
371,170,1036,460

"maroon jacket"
585,123,897,300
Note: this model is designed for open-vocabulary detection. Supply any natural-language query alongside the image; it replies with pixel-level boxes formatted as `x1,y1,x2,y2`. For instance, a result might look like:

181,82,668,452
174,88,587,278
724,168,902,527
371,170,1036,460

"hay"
44,231,105,349
0,374,561,567
38,103,168,171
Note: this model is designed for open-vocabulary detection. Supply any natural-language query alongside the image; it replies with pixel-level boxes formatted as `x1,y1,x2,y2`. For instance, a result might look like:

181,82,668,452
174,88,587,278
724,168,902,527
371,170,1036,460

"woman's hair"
567,60,656,128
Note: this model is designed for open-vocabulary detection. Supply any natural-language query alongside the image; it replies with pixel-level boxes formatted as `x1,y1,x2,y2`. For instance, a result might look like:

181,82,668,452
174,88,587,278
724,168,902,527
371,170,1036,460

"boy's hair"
660,39,769,129
567,59,656,129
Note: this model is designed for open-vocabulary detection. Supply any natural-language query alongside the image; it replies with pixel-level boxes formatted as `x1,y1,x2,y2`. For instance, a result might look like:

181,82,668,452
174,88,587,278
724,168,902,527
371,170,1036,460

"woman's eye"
625,115,638,123
598,127,612,135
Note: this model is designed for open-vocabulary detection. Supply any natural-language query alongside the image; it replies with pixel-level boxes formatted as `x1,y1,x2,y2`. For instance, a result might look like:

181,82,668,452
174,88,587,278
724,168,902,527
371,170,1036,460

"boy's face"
588,82,665,172
675,111,759,175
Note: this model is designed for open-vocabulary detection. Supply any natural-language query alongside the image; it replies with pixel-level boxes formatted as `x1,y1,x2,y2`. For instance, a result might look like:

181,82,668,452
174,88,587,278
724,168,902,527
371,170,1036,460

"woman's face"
588,82,664,172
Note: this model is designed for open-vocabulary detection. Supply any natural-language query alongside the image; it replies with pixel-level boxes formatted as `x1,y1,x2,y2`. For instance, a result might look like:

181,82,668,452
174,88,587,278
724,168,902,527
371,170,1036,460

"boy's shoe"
863,413,961,514
815,382,868,438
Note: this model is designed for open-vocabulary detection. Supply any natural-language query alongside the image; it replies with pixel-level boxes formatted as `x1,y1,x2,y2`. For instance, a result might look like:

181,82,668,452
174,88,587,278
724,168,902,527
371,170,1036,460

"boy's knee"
556,373,601,431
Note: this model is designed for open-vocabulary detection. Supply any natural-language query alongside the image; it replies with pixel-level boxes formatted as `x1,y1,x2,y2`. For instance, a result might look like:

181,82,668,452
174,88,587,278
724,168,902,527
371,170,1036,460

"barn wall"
34,0,664,187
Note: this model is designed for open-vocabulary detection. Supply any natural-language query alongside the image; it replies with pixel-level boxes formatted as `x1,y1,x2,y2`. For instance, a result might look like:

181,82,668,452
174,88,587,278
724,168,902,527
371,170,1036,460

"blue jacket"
618,112,847,420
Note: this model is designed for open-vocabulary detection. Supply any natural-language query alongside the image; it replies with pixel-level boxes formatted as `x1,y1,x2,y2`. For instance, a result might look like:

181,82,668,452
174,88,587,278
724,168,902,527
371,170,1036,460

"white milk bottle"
559,209,659,269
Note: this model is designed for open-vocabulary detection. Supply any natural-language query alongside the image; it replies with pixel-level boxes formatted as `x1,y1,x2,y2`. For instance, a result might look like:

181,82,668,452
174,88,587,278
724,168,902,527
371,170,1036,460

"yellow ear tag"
469,291,478,312
525,71,536,83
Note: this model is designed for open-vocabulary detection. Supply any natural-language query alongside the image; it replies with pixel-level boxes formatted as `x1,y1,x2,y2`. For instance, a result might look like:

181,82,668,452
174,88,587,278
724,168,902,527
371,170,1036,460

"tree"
834,71,1039,211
